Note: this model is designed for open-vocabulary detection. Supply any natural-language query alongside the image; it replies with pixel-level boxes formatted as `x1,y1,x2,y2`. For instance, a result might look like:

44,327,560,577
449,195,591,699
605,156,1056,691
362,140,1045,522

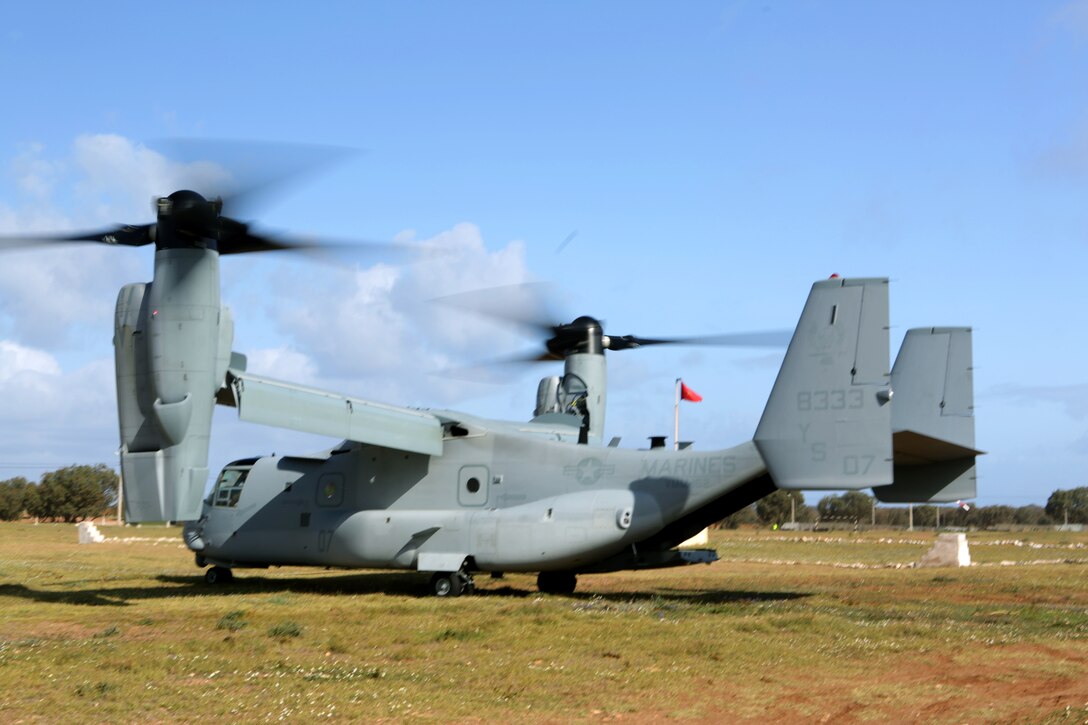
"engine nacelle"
114,248,233,522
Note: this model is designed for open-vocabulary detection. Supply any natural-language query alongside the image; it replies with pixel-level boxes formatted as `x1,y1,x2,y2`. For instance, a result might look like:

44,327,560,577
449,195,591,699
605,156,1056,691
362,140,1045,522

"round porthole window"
466,477,480,494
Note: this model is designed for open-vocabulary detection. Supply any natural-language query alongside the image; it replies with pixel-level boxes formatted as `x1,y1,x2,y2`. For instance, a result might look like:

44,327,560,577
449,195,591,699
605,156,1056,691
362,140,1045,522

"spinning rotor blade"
438,282,792,373
605,329,793,351
435,282,562,335
0,224,154,251
218,217,435,262
216,224,419,259
0,139,405,259
150,138,357,218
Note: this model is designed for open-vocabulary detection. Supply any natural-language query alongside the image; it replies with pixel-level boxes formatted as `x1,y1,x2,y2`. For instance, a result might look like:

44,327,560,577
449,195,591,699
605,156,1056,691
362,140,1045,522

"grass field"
0,522,1085,723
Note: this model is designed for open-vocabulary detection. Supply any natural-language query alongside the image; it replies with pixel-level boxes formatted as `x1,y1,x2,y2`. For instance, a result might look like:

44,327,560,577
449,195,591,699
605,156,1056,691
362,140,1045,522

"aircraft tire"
537,570,576,595
431,571,464,597
205,566,233,585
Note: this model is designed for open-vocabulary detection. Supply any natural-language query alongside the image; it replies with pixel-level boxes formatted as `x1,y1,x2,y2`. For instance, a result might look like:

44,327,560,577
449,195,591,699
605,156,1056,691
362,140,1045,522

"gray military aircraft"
4,187,980,596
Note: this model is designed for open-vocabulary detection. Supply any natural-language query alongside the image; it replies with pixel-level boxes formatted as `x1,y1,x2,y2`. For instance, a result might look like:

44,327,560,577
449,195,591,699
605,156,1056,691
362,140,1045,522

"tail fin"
873,327,981,503
755,277,894,490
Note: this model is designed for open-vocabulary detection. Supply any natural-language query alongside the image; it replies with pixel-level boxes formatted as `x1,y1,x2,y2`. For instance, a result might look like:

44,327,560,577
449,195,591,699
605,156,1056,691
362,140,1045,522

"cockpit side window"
212,468,250,508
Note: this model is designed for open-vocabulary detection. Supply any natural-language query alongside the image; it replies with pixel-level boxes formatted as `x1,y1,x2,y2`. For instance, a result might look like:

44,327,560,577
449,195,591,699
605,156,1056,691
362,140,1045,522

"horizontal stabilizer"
891,429,982,465
873,458,977,503
218,370,443,456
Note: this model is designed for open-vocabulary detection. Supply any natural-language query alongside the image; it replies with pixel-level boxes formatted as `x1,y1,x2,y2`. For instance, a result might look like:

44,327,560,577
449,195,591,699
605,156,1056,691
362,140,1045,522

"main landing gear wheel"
430,571,475,597
537,570,577,595
204,566,233,585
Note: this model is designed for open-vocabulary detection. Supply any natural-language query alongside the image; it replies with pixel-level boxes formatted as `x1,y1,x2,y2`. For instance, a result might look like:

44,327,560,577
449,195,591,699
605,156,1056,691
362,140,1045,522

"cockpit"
211,465,252,508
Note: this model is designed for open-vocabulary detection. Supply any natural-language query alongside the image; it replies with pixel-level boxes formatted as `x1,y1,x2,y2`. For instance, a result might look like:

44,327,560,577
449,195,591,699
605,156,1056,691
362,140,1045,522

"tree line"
0,465,118,523
0,465,1085,528
724,487,1088,529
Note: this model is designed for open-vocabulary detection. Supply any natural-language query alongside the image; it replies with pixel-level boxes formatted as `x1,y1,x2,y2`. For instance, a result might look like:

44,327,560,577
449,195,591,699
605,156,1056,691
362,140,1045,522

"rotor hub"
154,190,222,250
546,316,605,357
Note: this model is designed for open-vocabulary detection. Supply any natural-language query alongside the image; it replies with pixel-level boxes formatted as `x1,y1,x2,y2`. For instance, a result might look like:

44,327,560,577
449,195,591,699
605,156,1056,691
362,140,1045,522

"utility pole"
673,379,680,451
116,468,124,526
790,495,796,526
908,504,913,531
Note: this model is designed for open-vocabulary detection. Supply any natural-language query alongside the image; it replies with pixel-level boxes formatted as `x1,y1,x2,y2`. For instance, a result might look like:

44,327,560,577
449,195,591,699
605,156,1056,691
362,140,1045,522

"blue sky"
0,1,1086,506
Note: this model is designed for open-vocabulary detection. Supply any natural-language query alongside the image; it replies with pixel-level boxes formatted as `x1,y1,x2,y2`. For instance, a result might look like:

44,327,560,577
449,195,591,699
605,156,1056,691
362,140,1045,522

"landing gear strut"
430,570,476,597
537,570,577,595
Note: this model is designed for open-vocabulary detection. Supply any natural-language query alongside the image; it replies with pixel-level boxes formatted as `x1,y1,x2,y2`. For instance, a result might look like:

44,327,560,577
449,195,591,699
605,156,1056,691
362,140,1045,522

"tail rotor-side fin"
873,327,981,503
754,277,894,490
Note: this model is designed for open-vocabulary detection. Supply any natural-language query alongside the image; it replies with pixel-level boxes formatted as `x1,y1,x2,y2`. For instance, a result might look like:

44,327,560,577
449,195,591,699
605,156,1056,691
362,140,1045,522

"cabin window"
457,465,489,506
212,468,250,508
316,474,344,507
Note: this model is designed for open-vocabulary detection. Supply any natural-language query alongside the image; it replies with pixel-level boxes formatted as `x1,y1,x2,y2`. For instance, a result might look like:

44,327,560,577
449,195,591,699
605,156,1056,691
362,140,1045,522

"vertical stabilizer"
873,327,980,503
890,327,974,450
754,277,893,489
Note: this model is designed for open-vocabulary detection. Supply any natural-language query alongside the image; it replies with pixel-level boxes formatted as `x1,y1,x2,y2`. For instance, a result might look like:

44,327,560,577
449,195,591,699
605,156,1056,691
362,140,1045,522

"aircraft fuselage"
189,419,766,574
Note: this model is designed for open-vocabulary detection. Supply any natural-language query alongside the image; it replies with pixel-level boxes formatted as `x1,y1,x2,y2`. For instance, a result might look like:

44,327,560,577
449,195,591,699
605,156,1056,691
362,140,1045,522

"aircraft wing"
216,369,443,456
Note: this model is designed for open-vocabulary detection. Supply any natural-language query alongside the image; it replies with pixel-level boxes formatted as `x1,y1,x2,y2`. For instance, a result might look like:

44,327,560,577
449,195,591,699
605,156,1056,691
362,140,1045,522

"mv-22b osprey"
7,189,980,596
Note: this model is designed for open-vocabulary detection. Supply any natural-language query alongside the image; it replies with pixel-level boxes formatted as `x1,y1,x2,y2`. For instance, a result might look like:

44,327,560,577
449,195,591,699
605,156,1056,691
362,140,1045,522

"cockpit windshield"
212,467,250,508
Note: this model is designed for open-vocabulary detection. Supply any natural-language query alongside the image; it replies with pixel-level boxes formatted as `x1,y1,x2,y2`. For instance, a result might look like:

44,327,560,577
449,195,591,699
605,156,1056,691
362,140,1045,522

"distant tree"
1013,504,1051,526
816,495,836,519
795,502,817,523
23,483,39,519
0,477,33,520
875,507,909,527
817,491,874,523
719,505,760,529
975,505,1016,528
1046,487,1088,525
941,504,975,528
756,489,805,526
911,505,936,528
27,465,117,523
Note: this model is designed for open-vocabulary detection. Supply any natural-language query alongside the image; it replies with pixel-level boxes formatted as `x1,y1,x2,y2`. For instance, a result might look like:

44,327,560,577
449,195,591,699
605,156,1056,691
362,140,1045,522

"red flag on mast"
680,381,702,402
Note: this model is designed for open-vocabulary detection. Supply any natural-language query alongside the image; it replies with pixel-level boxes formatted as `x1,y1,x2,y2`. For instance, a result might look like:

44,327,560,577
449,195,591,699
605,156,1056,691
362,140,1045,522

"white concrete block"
77,521,105,544
679,527,709,548
918,533,971,568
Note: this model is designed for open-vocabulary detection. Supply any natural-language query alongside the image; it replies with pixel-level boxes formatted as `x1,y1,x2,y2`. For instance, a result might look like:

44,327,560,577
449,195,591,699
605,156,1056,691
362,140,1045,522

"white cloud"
0,339,61,382
0,246,139,347
985,382,1088,421
0,135,539,476
245,346,319,384
70,134,231,222
0,343,112,421
0,136,229,348
0,347,117,481
12,142,63,199
268,223,537,405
